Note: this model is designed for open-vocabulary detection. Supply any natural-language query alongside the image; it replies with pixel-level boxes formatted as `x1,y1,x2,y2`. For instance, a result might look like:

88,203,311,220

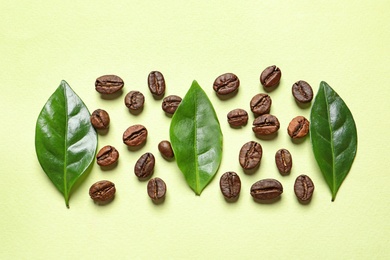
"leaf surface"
170,80,223,195
310,81,357,201
35,80,97,207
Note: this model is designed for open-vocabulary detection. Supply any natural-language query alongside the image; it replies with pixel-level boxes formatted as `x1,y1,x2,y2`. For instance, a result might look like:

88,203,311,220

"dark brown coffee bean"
250,93,272,115
287,116,310,139
260,65,281,88
219,172,241,200
147,177,166,202
250,179,283,200
292,80,313,103
294,175,315,202
239,141,263,170
134,152,155,179
213,73,240,95
252,114,280,135
162,95,182,114
96,145,119,167
123,124,148,146
90,109,110,129
275,149,292,175
158,140,174,159
89,180,116,203
95,75,124,94
227,109,248,127
124,91,145,110
148,71,165,97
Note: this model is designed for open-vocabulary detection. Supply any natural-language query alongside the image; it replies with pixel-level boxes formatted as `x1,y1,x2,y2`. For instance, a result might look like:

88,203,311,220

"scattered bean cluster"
89,66,316,206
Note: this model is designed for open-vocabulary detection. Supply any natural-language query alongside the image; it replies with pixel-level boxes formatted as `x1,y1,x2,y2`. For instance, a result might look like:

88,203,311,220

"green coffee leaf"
170,80,223,195
310,81,358,201
35,80,97,207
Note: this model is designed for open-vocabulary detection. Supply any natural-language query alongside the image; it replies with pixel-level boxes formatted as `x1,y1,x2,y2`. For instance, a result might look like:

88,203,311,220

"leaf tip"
319,81,332,91
191,80,201,89
60,79,69,86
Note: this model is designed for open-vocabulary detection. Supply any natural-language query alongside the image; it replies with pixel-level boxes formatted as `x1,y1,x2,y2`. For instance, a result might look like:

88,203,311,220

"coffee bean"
292,80,313,103
287,116,310,139
294,175,315,202
219,172,241,200
158,140,174,159
124,91,145,110
250,179,283,200
90,109,110,129
123,124,148,146
250,93,272,115
213,73,240,95
95,75,124,94
89,180,116,203
260,65,281,88
239,141,263,170
252,114,280,135
134,152,155,179
162,95,182,114
148,71,165,97
147,177,166,202
275,149,292,175
96,145,119,167
227,109,248,127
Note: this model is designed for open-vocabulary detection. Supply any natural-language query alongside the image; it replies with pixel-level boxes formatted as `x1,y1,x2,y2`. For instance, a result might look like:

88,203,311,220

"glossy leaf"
170,80,223,195
35,80,97,207
310,81,357,201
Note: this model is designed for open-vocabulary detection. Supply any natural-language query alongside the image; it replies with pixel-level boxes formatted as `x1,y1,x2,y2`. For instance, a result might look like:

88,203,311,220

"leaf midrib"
193,90,200,194
63,84,69,206
323,86,336,200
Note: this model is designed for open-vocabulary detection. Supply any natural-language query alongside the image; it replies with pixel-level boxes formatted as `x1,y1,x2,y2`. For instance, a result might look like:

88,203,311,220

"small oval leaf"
310,81,358,201
35,80,97,207
170,80,223,195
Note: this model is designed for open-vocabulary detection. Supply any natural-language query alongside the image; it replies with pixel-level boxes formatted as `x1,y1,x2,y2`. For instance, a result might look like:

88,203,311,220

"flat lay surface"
1,1,389,259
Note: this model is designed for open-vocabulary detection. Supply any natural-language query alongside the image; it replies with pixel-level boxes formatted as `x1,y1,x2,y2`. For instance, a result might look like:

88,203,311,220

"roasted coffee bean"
275,149,292,175
158,140,174,159
213,73,240,95
227,109,248,127
90,109,110,129
219,172,241,200
294,175,315,202
287,116,310,139
252,114,280,135
292,80,313,103
124,91,145,110
123,124,148,146
250,93,272,115
162,95,182,114
260,65,281,88
96,145,119,167
95,75,124,94
239,141,263,170
147,177,166,202
89,180,116,203
148,71,165,97
134,152,155,179
250,179,283,200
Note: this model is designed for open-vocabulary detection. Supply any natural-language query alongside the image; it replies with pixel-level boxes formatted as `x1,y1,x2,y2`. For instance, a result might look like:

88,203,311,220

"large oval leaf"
310,81,357,201
170,80,223,195
35,80,97,207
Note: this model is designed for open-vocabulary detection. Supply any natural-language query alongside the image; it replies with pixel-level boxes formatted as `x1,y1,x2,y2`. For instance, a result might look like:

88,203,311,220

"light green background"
1,1,389,259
